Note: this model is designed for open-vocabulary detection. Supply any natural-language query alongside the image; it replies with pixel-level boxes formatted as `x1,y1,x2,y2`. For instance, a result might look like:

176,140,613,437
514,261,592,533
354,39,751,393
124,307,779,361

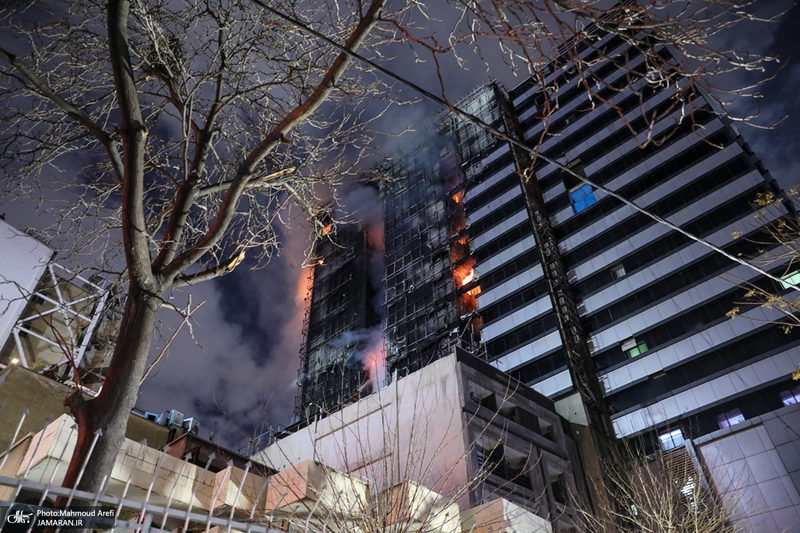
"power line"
252,0,799,292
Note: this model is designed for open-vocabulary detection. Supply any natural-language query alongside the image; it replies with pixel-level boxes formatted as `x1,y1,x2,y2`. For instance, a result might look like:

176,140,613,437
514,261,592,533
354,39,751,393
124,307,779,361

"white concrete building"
257,351,586,533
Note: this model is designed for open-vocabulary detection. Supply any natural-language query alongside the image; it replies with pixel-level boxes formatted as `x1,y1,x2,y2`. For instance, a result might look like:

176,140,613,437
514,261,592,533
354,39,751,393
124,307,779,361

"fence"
0,410,505,533
0,410,288,533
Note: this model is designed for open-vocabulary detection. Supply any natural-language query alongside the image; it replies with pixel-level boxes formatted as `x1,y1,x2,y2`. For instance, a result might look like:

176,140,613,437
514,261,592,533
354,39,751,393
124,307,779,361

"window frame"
658,428,684,451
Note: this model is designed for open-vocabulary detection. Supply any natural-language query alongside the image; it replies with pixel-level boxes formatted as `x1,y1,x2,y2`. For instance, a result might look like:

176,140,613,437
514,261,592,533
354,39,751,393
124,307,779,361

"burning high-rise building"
380,27,800,527
295,220,382,420
380,124,485,378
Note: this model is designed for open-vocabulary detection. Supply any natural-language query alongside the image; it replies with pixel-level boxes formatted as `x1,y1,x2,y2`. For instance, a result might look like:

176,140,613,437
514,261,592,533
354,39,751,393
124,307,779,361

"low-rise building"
255,349,587,532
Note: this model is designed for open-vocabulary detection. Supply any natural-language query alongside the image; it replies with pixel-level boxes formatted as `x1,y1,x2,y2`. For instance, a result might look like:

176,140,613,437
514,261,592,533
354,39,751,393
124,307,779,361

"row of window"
540,106,717,214
509,349,569,387
571,157,751,297
516,33,632,121
481,278,550,325
468,195,526,237
592,257,781,372
473,221,532,264
479,249,540,292
477,190,766,358
563,171,757,270
461,143,516,190
606,320,800,416
555,139,744,243
582,190,768,332
510,28,625,103
527,72,662,170
657,379,800,451
477,444,532,489
485,312,559,358
466,171,520,214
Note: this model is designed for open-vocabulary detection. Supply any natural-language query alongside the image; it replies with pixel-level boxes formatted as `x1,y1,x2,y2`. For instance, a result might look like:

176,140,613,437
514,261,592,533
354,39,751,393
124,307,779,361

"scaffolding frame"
1,262,111,383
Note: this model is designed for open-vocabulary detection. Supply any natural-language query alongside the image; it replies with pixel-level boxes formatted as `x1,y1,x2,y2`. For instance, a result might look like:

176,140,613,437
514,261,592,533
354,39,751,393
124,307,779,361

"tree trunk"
62,283,162,494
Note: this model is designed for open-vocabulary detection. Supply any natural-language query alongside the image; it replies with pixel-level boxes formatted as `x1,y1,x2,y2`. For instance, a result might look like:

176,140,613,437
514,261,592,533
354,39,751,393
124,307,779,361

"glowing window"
717,408,745,429
611,264,626,279
779,385,800,406
780,270,800,290
622,337,648,358
659,428,684,451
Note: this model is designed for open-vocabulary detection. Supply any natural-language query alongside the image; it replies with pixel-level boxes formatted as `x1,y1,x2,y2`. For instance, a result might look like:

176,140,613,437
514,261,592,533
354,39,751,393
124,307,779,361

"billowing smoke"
334,180,387,388
328,324,386,392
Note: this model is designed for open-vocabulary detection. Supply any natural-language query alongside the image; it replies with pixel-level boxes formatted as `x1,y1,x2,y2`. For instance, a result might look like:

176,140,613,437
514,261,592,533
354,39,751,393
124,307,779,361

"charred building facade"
380,125,485,377
295,222,381,420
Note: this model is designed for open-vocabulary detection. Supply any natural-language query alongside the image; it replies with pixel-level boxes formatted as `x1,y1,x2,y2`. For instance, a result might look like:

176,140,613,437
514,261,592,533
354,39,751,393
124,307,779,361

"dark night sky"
1,1,798,451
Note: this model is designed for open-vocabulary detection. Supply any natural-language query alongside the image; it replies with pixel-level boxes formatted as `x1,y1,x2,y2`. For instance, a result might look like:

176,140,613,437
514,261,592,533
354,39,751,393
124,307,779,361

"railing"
1,410,548,533
0,411,280,533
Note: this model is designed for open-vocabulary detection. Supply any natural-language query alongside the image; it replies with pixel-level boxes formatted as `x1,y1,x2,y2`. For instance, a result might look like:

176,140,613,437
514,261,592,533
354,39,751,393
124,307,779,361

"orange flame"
461,269,475,286
322,224,333,236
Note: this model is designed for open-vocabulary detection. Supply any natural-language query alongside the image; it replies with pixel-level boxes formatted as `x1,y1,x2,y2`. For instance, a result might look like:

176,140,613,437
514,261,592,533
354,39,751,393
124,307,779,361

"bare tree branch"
0,46,124,181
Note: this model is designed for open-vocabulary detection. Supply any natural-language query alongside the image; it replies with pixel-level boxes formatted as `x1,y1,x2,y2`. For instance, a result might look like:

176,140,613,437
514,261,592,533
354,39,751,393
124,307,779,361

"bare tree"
0,0,790,497
574,438,741,533
0,0,401,493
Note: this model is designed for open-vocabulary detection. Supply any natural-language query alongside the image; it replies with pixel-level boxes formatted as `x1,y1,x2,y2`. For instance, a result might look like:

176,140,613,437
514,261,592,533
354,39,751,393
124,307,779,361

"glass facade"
381,28,799,448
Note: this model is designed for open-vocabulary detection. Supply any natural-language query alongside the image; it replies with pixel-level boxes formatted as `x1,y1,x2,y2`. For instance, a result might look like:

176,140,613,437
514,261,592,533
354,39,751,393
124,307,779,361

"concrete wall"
255,355,471,507
0,219,51,352
0,364,70,452
694,402,800,533
0,365,171,453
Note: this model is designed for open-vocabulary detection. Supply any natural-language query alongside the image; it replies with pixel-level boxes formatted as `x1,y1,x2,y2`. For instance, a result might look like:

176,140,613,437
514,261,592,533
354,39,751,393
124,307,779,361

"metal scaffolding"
0,263,118,390
381,112,489,380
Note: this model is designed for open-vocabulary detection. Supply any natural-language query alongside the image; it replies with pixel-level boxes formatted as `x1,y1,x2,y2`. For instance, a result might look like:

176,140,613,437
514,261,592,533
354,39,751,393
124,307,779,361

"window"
506,454,531,487
658,428,684,451
498,405,519,423
549,472,568,505
474,390,497,411
622,337,648,358
780,270,800,290
478,441,504,477
717,407,745,429
611,264,626,279
779,385,800,406
569,183,597,213
539,419,555,441
562,159,596,214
